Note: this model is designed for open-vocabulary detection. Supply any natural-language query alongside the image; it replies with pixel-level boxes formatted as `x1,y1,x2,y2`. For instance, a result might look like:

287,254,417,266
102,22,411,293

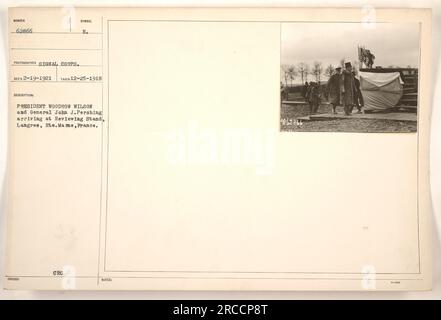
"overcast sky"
281,22,420,81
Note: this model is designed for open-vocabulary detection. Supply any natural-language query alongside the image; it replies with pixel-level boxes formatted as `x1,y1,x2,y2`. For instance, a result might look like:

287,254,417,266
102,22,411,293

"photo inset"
280,23,420,133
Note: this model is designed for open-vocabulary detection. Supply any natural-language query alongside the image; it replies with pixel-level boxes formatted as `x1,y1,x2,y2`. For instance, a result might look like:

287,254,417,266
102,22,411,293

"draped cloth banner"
359,72,404,111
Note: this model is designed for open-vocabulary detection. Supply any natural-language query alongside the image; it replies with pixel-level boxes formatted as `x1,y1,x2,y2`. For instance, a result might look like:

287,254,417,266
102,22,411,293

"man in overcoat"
340,62,356,116
302,81,309,101
326,66,342,114
306,82,321,114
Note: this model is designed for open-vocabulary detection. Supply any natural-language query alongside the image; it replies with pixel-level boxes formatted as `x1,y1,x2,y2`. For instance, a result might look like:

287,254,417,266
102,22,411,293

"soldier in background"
302,81,309,101
326,66,342,114
281,81,288,102
306,82,321,114
366,51,375,69
340,62,356,116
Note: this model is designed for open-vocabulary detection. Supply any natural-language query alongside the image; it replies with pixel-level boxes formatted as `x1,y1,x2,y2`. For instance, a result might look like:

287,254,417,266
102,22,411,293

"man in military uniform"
326,66,342,114
302,81,309,101
340,62,356,116
281,81,288,102
306,82,321,114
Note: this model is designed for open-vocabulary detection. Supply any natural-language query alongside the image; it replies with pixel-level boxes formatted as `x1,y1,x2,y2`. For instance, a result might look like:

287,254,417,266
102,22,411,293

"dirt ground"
280,103,417,133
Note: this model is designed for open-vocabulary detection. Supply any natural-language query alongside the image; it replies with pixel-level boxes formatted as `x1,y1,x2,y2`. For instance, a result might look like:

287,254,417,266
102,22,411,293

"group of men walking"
302,62,364,116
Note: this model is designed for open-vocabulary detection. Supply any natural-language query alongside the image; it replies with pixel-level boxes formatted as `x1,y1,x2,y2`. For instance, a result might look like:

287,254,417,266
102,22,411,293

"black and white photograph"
280,23,420,133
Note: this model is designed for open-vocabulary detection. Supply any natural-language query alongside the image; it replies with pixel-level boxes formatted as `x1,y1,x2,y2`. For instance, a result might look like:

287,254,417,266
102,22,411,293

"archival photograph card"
4,7,432,291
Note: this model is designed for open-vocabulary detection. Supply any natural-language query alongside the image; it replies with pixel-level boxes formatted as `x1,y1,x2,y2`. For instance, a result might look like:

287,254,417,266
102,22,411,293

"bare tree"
325,64,334,79
281,65,297,87
305,64,310,82
311,61,323,83
287,66,297,87
297,62,310,85
281,65,290,87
